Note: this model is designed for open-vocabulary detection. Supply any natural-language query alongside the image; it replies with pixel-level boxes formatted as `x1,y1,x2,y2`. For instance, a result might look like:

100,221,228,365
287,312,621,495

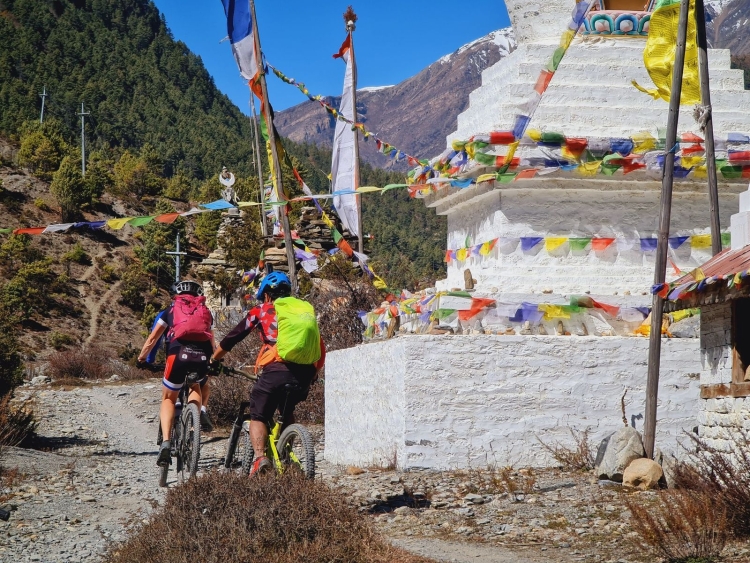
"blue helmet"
255,271,292,301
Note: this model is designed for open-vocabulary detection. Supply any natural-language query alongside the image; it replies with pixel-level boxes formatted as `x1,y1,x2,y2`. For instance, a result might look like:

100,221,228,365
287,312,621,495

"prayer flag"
13,227,45,235
545,237,568,252
219,0,259,81
691,234,712,248
591,238,615,251
520,237,544,251
331,33,360,236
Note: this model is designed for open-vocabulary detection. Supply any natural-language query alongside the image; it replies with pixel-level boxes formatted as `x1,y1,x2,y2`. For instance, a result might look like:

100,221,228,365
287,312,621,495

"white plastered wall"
325,335,701,470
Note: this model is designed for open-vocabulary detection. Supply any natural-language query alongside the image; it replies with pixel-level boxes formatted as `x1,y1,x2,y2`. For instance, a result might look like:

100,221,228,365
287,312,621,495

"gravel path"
4,381,749,563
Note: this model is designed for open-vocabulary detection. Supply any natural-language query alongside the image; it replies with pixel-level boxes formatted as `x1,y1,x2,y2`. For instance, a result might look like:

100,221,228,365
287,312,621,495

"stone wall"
325,335,702,469
697,302,750,452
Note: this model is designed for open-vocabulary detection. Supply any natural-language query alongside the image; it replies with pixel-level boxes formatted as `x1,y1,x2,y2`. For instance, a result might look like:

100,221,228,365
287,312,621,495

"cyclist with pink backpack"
137,280,216,467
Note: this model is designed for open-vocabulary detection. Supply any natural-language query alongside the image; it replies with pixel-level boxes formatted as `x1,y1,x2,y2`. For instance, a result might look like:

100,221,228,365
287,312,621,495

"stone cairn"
196,207,244,308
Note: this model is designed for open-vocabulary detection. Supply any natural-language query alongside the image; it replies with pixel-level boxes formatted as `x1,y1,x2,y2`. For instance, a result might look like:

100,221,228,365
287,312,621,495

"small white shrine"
325,0,750,470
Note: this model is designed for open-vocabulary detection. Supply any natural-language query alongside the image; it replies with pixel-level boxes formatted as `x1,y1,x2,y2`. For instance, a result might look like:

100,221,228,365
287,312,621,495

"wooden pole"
644,0,691,460
249,0,297,292
694,0,721,256
249,98,267,238
348,21,363,254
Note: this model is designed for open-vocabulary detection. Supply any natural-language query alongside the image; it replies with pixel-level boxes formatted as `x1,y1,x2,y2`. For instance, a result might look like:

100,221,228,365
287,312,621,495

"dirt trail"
391,538,560,563
75,249,122,347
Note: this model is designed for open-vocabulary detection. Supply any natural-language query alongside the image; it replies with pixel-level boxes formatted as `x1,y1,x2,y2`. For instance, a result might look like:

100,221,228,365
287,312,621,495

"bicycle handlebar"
134,360,257,381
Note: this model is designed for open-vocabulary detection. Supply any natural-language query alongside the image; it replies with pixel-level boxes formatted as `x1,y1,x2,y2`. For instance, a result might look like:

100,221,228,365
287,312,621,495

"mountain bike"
140,363,204,487
217,365,316,479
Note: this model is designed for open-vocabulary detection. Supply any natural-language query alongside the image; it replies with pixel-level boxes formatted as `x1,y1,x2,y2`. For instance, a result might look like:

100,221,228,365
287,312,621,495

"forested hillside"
0,0,446,290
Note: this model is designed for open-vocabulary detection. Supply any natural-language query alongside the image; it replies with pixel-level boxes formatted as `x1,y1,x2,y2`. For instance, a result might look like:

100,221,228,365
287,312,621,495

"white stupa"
424,0,750,299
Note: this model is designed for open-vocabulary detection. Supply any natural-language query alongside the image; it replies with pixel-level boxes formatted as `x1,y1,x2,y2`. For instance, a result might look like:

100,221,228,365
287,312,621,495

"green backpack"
274,297,321,365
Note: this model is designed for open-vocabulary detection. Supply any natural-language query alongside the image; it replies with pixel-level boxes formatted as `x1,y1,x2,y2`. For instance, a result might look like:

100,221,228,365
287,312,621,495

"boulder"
623,458,663,490
595,426,646,482
669,315,699,338
653,449,679,489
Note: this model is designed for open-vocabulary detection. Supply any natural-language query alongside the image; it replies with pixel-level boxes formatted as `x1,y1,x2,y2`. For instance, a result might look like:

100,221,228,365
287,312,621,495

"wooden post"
694,0,721,256
249,98,267,238
249,0,297,292
644,0,691,460
347,18,363,254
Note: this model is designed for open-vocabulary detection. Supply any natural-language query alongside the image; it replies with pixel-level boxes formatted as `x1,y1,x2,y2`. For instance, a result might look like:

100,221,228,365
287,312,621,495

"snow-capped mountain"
275,28,517,169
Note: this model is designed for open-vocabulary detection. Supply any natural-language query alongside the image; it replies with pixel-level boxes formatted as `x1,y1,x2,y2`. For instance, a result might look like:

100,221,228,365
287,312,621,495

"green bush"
99,264,119,283
61,243,90,265
49,331,75,350
119,264,148,310
33,198,50,212
0,303,23,397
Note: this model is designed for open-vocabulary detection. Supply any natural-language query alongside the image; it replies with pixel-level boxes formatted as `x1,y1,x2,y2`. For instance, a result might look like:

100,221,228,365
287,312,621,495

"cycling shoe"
157,441,172,467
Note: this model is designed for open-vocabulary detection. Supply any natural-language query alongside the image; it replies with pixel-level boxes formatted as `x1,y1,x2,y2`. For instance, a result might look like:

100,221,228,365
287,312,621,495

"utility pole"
39,86,47,123
166,233,187,283
76,103,90,177
250,98,267,238
347,13,363,254
644,0,690,460
694,0,721,255
249,0,297,292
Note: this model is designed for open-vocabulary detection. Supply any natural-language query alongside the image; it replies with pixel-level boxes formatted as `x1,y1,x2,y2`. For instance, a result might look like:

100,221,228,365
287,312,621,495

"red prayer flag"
13,227,45,235
458,298,496,321
622,162,646,174
534,70,554,95
333,35,351,59
657,284,670,299
681,144,704,155
565,138,588,156
514,169,537,180
489,131,515,145
591,238,615,251
592,299,620,317
155,213,180,224
337,237,354,257
681,132,704,143
730,151,750,162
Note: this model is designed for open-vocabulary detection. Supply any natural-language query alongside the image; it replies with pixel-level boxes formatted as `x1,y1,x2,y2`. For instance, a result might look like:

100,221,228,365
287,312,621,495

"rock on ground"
623,458,663,490
596,426,646,482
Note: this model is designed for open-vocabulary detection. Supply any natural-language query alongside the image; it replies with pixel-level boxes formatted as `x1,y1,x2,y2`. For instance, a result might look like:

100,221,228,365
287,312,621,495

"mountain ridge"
275,28,516,168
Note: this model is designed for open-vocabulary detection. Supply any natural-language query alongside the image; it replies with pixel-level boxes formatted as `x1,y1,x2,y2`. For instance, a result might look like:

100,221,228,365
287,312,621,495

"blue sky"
151,1,511,114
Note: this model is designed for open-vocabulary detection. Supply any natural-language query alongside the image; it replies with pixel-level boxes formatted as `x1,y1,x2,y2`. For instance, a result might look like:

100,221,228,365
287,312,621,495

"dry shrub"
104,471,433,563
206,373,250,427
0,395,36,449
537,427,596,471
626,489,729,563
490,466,537,497
294,377,324,424
672,430,750,539
47,346,110,381
108,361,160,382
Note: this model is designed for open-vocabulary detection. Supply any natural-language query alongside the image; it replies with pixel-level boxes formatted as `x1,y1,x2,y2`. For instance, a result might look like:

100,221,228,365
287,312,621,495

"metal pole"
644,0,691,460
250,98,267,237
166,233,187,283
249,0,297,292
76,103,90,177
39,86,47,123
348,23,363,254
694,0,721,255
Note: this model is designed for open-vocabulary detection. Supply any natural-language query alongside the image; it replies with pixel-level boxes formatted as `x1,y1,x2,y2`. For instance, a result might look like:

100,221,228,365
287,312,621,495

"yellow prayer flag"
321,212,335,229
693,165,707,178
579,161,602,176
632,132,657,153
456,248,469,261
633,0,700,105
479,242,492,256
237,201,261,207
689,267,705,281
503,141,520,166
691,234,712,249
107,218,132,230
526,130,542,142
539,304,571,320
476,174,497,184
680,156,704,168
356,186,382,193
545,237,568,252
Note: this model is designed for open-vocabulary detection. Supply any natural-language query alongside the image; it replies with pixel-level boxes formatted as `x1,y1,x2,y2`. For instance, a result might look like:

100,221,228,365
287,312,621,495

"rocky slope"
707,0,750,57
275,28,516,168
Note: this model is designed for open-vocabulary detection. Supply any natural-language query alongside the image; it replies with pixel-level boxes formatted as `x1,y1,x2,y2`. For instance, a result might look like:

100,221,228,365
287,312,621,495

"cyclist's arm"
137,323,168,363
211,314,255,361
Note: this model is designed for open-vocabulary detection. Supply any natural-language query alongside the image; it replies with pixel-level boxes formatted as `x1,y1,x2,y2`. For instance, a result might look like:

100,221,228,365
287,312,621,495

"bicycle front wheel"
277,424,315,479
178,403,201,481
224,420,253,475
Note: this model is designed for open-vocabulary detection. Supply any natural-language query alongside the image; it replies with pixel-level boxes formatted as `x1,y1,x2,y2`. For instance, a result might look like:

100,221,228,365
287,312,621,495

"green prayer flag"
600,164,620,176
435,309,456,319
382,184,409,192
721,232,731,247
0,228,11,234
497,173,517,183
540,132,565,144
569,237,592,251
446,291,472,298
128,216,156,227
332,229,343,244
473,152,496,166
720,166,743,179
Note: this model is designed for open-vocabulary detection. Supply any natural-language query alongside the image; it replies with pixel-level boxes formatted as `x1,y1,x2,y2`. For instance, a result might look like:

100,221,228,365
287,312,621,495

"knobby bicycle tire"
277,424,315,479
178,403,201,481
157,419,174,488
224,420,252,475
240,424,253,476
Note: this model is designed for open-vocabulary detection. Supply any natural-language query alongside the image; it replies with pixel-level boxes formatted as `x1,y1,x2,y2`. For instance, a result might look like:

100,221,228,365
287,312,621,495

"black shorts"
249,361,316,424
162,344,211,392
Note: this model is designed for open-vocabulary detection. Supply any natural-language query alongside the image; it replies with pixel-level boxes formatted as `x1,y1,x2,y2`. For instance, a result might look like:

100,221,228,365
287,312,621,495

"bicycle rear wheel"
224,420,253,475
177,403,201,481
277,423,315,479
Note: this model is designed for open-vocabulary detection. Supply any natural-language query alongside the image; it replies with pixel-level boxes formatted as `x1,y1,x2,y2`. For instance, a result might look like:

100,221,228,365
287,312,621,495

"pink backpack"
170,294,212,342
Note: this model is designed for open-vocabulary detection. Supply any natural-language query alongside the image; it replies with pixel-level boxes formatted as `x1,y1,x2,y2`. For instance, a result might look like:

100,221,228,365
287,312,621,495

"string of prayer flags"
446,232,731,263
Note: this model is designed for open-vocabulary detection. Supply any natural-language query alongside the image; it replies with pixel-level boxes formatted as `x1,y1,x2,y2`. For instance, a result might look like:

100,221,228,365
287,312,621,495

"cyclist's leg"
278,364,316,432
160,355,184,439
247,365,286,457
